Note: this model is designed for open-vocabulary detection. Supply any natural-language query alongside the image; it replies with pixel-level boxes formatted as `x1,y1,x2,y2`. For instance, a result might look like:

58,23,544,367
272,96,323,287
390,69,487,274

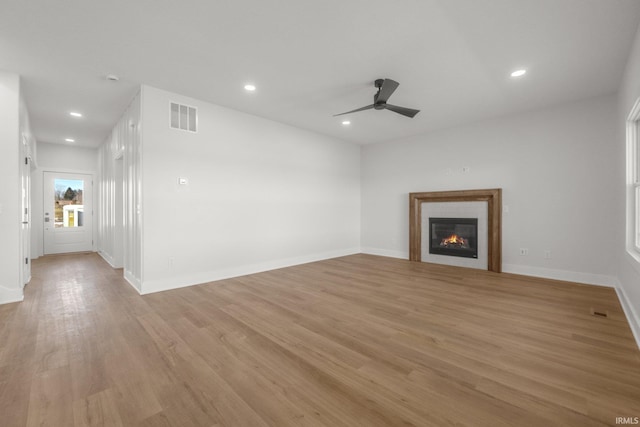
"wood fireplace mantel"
409,189,502,272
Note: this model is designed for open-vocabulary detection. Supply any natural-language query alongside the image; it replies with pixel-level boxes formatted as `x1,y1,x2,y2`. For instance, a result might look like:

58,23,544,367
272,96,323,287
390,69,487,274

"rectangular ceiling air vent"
170,102,197,132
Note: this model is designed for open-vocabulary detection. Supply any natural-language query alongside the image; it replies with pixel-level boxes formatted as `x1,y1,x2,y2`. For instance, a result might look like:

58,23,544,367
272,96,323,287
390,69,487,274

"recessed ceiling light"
342,120,351,125
65,138,75,143
510,69,527,77
69,112,83,118
244,84,256,92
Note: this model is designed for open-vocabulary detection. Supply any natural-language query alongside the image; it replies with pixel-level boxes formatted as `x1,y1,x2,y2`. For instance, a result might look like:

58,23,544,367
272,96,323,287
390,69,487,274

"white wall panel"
0,71,23,304
97,91,142,291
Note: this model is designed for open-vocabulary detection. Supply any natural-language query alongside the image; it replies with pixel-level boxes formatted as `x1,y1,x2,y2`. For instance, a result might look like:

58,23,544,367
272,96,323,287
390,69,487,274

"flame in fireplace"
440,234,469,248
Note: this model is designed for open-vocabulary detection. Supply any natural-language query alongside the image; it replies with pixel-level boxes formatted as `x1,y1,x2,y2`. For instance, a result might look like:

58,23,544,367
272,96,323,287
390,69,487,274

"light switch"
178,177,188,185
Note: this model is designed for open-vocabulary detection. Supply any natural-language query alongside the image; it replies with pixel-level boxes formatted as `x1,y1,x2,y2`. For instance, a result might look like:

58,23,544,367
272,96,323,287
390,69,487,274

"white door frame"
19,136,31,286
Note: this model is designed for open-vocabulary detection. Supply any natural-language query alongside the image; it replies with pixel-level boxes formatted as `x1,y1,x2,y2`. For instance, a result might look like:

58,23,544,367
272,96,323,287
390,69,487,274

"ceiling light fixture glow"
510,69,527,77
342,120,351,125
69,112,83,117
65,138,75,143
244,84,256,91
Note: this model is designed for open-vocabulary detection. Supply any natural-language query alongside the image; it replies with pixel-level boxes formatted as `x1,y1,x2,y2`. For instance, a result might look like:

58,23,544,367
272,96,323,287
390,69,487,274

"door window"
53,178,84,228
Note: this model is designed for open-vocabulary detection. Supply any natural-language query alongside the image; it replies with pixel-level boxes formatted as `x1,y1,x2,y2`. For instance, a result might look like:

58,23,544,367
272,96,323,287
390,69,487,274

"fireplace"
428,217,478,259
410,189,501,272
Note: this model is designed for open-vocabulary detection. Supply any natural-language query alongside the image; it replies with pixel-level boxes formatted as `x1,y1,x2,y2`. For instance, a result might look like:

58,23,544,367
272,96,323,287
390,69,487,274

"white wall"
0,71,22,304
361,94,618,286
139,85,360,294
617,23,640,345
31,142,98,258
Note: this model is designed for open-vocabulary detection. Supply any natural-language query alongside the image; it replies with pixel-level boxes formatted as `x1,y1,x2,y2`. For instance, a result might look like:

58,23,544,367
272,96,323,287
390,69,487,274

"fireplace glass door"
428,217,478,258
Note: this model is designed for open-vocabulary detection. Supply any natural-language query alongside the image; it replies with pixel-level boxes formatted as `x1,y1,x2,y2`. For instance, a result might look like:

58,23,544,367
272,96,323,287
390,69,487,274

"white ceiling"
2,0,640,148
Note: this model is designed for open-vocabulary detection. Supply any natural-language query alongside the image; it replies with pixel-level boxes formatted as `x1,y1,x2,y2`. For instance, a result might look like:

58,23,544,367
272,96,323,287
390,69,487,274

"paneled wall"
98,91,142,291
0,71,23,304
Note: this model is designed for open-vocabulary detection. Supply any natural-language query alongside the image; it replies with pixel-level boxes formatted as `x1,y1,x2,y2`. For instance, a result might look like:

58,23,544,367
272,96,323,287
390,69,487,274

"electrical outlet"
462,166,470,174
544,250,552,259
519,248,528,256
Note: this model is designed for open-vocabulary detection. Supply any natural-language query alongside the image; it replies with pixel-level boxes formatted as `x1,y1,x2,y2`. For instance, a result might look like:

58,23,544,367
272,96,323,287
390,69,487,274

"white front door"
43,172,93,254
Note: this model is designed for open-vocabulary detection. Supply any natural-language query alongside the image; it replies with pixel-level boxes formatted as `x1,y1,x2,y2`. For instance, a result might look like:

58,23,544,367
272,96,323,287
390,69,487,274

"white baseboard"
98,250,116,268
615,279,640,350
360,247,409,260
140,247,361,295
0,285,24,305
124,269,142,294
502,263,617,287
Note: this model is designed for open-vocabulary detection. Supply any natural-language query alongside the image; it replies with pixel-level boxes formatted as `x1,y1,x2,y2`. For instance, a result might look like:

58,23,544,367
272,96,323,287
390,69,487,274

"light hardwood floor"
1,253,639,426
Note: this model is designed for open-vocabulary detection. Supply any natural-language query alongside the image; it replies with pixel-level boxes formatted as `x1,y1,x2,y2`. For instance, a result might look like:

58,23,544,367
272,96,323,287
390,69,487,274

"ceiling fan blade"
333,104,375,116
376,79,399,103
385,104,420,118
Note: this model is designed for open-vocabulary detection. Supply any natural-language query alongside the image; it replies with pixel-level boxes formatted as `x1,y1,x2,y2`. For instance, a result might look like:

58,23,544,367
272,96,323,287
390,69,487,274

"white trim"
0,285,24,305
124,269,142,294
502,263,617,287
41,167,96,175
138,86,145,296
98,250,116,268
360,247,409,259
625,251,640,279
140,247,361,295
614,278,640,350
626,97,640,259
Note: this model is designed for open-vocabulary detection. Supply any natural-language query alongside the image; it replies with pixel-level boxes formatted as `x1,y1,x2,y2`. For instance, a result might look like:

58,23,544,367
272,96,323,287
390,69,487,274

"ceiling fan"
334,78,420,118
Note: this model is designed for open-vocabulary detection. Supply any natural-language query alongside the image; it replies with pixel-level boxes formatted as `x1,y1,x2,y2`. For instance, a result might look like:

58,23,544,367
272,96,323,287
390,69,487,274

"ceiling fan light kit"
334,78,420,118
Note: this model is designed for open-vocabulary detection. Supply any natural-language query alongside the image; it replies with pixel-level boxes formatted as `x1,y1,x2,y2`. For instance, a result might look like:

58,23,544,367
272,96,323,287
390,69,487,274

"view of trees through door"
53,178,84,228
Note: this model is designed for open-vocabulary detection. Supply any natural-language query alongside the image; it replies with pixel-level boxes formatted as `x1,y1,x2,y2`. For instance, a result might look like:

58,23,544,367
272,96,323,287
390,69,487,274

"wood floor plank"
72,389,124,427
1,253,638,426
25,366,74,427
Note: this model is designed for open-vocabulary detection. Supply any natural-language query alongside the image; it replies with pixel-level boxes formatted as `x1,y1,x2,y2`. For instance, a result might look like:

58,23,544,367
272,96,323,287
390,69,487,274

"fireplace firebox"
428,217,478,259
